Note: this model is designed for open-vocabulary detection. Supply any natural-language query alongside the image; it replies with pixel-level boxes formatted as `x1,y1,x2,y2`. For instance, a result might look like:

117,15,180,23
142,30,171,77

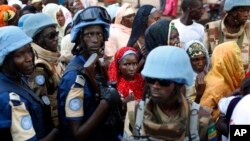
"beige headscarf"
114,3,135,25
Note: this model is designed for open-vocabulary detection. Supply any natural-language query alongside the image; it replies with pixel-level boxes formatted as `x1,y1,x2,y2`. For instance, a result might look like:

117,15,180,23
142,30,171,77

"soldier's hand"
101,87,121,106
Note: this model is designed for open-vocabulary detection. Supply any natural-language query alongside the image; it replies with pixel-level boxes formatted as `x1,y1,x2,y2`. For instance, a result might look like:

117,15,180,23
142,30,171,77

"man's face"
231,6,250,26
189,1,204,21
81,25,104,57
12,44,34,75
169,29,180,47
145,77,176,105
40,26,59,52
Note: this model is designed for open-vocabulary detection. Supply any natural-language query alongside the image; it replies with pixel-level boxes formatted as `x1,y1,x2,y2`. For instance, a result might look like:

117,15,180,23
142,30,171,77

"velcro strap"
75,75,85,86
9,92,21,102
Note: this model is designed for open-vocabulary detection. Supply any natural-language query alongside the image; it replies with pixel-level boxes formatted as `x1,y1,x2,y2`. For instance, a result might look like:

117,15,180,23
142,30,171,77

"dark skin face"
190,54,206,73
118,54,138,81
228,6,250,26
121,13,135,28
147,11,161,26
169,29,180,47
37,26,59,52
188,0,204,21
80,25,104,57
11,44,34,75
56,9,65,27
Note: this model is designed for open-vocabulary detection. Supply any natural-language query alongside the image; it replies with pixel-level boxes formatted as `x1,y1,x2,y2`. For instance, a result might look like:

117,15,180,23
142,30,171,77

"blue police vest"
0,73,52,139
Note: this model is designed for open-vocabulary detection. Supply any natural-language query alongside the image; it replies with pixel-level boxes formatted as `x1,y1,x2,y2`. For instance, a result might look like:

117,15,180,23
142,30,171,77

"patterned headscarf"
0,5,16,27
186,41,206,58
108,47,144,100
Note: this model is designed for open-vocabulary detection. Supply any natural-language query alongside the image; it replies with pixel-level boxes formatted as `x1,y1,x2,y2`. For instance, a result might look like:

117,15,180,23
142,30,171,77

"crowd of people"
0,0,250,140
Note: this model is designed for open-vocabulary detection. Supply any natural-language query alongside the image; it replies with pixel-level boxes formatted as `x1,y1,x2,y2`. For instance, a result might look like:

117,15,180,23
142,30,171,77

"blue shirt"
57,55,97,140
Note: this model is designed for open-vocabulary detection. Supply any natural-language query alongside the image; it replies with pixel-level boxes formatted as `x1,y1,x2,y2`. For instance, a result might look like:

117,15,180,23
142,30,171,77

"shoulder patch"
35,75,45,86
69,98,82,111
21,115,33,130
208,124,217,141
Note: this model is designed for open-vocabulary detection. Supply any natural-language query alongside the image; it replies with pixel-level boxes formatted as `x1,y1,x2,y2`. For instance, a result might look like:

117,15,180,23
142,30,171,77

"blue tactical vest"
0,72,53,140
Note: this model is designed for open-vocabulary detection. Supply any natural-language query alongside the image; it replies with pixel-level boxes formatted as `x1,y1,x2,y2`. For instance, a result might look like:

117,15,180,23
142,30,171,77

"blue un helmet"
141,46,194,86
71,6,111,43
23,13,57,38
224,0,250,11
0,26,32,65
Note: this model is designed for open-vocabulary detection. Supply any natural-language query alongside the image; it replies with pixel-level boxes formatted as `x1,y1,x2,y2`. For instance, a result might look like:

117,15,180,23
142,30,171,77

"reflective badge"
21,115,33,130
69,98,81,111
42,95,50,105
35,75,45,86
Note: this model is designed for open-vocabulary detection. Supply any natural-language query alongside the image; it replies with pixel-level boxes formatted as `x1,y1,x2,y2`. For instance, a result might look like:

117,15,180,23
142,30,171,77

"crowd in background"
0,0,250,140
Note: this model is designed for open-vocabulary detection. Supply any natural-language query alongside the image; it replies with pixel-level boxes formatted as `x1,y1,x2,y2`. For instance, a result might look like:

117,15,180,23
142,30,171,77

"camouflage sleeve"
28,66,49,98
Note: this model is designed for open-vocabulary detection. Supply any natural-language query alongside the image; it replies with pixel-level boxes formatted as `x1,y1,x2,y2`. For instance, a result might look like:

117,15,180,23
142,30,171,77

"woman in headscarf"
42,3,72,49
108,47,144,102
184,40,210,103
127,4,161,56
0,5,17,27
145,18,180,54
200,41,245,121
105,3,135,64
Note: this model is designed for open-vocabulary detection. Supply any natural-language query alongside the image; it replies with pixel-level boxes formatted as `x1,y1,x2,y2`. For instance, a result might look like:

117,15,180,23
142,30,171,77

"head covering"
21,5,37,15
108,47,144,99
184,40,210,71
105,3,120,21
60,34,74,63
31,0,41,4
8,0,22,8
18,13,33,29
114,3,135,25
200,41,245,121
224,0,250,11
127,4,155,47
0,26,32,65
42,3,72,27
145,19,171,53
0,5,16,27
80,0,97,8
141,46,193,86
71,6,111,43
23,13,57,38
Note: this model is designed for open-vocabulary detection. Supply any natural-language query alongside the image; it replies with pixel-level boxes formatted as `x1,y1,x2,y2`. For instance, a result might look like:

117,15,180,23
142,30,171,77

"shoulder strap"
188,102,200,141
0,73,43,105
226,96,242,124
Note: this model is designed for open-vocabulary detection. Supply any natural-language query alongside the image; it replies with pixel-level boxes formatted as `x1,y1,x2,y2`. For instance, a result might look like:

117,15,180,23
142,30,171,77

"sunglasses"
145,77,174,87
45,31,59,40
73,6,111,26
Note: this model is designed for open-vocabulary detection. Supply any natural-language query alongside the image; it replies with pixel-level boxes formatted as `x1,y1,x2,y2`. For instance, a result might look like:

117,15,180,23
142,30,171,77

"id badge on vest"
9,92,36,141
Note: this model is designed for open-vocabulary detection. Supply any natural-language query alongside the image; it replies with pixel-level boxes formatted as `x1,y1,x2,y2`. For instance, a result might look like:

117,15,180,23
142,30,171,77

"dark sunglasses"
145,77,174,87
73,6,111,26
45,31,59,40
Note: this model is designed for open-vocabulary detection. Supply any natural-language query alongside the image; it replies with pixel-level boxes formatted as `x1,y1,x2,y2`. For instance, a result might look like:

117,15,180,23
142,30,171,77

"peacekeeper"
22,13,64,127
57,6,121,141
123,46,217,141
0,26,59,141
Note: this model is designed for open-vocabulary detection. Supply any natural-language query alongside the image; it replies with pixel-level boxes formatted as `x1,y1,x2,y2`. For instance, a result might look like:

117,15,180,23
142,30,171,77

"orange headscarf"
0,5,16,27
200,41,245,121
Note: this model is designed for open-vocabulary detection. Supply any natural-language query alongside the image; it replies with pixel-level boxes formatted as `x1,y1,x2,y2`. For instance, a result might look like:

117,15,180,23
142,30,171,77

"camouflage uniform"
28,43,64,127
123,94,217,141
205,16,250,71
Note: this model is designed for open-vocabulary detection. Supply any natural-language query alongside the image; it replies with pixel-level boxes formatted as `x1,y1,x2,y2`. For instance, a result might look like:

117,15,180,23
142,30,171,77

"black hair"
181,0,202,12
240,77,250,96
127,5,154,47
64,22,72,36
20,5,37,16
